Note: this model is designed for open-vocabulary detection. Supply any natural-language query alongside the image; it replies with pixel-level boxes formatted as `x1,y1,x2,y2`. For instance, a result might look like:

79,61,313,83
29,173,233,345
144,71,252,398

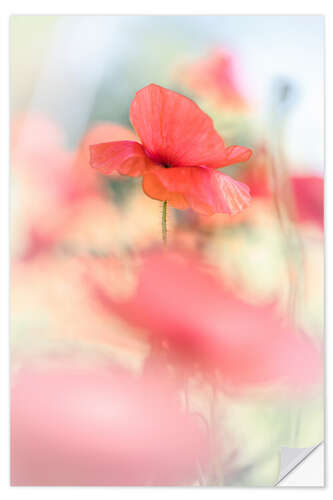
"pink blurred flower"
11,113,78,203
11,114,137,259
240,145,272,199
91,251,321,391
11,113,85,259
178,48,249,110
11,361,209,486
290,174,324,230
11,113,64,158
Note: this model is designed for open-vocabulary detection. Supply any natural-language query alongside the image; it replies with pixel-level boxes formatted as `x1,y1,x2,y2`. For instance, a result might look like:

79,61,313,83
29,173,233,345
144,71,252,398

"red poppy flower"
90,84,252,216
91,251,321,392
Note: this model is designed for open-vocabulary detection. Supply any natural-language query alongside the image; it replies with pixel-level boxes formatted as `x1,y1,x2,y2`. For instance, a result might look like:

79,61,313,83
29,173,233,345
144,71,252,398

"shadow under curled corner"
276,442,324,486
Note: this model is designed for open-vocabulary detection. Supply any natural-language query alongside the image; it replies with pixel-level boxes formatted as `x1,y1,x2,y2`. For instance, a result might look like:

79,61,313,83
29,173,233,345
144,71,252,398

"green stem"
161,200,168,245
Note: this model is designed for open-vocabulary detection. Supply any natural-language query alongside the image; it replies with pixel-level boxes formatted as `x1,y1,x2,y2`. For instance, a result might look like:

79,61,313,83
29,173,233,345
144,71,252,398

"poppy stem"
161,200,168,245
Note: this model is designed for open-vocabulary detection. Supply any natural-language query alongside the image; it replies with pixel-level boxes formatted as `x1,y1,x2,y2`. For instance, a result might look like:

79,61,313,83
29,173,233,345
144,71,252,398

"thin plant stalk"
161,200,168,245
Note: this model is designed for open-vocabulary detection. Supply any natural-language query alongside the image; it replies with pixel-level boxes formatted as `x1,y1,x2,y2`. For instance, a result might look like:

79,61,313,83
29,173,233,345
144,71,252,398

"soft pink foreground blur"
11,361,210,486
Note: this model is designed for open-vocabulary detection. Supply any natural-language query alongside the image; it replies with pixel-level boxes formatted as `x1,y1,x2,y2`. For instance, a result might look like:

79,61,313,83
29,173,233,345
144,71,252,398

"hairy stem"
161,200,168,245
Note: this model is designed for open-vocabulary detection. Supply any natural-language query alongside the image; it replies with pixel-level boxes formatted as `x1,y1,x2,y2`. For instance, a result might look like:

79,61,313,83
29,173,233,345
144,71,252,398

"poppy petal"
89,141,153,177
77,123,138,170
222,145,253,166
142,172,189,210
130,84,251,168
143,166,251,215
72,123,138,196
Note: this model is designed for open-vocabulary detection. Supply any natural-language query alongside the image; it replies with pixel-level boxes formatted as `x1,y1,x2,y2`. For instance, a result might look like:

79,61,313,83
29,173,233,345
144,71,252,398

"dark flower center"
143,147,172,168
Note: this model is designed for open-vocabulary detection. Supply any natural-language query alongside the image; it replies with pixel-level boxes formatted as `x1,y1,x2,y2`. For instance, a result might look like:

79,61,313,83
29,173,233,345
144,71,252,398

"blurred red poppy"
240,145,272,199
11,361,210,486
11,113,78,259
11,114,137,260
178,48,248,110
90,84,252,216
290,174,324,230
91,251,321,391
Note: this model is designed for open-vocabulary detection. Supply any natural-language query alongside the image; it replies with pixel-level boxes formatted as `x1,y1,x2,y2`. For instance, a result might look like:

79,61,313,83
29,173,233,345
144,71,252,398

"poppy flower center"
143,147,172,168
